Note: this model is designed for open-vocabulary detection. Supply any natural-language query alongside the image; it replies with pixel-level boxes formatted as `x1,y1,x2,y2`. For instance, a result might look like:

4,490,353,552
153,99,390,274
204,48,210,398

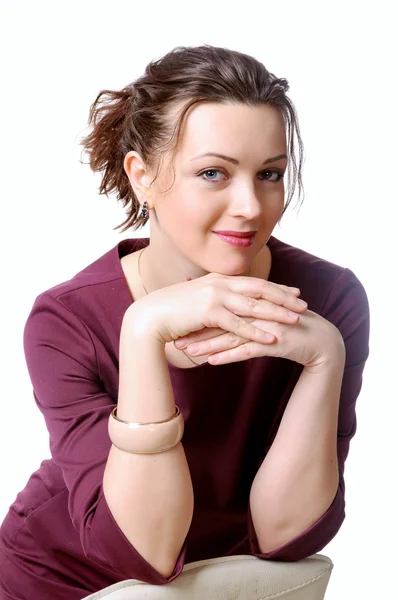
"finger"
258,281,300,294
262,283,307,311
207,340,277,366
285,286,301,295
230,277,307,312
175,318,255,349
174,327,225,348
223,291,303,327
269,281,300,295
186,328,274,357
212,307,275,345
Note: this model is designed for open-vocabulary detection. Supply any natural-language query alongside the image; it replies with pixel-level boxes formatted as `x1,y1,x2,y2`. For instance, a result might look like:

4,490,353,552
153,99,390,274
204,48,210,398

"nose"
228,182,263,220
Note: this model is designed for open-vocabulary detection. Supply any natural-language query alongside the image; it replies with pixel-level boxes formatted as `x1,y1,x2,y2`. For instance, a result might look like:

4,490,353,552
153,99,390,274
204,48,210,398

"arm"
250,355,344,553
23,293,191,584
247,267,370,560
103,308,194,578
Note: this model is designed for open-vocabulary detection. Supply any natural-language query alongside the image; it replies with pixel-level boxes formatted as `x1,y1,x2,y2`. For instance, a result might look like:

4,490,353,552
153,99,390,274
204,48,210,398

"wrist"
122,306,165,347
305,329,346,374
304,350,345,375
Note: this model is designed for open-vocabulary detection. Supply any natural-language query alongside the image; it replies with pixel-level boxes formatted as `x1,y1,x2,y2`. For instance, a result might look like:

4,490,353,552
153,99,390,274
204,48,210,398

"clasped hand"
174,284,345,373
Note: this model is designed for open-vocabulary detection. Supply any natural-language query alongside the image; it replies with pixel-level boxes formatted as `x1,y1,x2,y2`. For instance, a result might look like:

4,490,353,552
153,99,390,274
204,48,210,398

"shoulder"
25,240,137,330
268,237,370,360
38,242,123,303
268,235,344,285
268,235,368,312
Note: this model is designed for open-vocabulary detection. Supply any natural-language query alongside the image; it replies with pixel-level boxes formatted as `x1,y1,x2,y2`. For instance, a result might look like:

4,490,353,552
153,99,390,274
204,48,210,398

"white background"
0,1,396,597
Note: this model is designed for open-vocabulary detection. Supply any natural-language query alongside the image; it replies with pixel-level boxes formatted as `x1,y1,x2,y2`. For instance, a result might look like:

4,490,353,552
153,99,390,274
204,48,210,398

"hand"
125,272,309,348
175,305,345,372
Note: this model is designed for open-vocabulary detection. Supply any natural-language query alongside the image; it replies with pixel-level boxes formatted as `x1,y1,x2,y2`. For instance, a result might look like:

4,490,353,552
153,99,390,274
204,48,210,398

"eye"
198,168,285,183
259,169,285,183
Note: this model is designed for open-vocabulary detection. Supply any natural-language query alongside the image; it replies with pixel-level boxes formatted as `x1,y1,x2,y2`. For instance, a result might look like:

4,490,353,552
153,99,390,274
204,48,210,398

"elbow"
283,511,347,562
249,490,346,562
156,555,181,580
81,530,182,583
77,491,187,584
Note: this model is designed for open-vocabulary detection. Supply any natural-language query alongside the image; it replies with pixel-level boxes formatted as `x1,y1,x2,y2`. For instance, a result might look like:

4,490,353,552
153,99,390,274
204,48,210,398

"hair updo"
80,44,305,233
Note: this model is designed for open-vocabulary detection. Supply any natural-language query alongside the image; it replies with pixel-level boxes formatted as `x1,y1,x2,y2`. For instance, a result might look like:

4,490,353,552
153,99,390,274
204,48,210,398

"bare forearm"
103,310,194,577
249,355,345,553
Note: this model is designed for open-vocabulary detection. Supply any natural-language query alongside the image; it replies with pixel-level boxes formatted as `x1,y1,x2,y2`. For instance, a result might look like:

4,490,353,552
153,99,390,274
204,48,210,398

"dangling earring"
142,201,148,219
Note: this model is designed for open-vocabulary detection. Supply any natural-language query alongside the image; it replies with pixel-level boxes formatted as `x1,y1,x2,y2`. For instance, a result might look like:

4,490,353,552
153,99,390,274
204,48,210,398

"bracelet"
108,405,184,454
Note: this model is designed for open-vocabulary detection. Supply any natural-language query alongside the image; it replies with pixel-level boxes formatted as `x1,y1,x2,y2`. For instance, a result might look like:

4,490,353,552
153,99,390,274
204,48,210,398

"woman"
0,44,370,599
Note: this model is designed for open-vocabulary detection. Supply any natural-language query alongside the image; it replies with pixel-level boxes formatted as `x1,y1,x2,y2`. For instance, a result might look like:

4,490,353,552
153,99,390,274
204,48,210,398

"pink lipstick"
213,232,256,247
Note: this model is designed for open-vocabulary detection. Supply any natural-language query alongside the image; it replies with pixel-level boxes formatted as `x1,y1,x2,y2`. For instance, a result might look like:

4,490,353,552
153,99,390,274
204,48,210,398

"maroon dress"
0,235,370,599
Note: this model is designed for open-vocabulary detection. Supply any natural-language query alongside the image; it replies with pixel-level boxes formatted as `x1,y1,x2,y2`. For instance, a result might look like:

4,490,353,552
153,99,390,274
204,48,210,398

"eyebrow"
190,152,288,165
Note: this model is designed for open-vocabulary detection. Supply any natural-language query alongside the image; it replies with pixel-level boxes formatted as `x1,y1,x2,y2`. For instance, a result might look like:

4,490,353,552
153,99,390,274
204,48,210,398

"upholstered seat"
82,553,333,600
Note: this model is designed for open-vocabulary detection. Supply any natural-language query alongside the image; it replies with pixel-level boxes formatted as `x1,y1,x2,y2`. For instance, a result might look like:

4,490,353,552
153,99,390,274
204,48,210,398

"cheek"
266,190,285,214
160,194,208,233
175,187,219,226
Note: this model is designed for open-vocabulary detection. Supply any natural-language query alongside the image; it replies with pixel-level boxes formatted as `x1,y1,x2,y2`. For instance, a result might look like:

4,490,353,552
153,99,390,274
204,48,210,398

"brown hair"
80,44,305,233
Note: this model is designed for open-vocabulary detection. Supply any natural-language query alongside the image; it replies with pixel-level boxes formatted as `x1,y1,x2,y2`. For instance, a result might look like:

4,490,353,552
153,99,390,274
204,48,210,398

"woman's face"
132,102,288,277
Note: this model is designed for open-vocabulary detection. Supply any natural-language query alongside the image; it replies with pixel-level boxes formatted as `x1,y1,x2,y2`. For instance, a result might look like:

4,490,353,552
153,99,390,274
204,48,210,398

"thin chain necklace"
137,246,251,366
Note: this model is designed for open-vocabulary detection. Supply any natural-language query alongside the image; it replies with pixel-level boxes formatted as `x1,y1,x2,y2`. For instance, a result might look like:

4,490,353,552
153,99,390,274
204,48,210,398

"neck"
139,237,253,294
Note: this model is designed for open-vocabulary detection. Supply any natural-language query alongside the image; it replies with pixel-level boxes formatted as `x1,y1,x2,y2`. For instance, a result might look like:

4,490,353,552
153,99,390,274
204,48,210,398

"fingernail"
264,333,275,342
298,299,307,307
175,339,187,348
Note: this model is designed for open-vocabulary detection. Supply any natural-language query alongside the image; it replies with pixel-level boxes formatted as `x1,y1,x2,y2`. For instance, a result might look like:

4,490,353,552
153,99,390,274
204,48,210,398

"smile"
213,232,255,247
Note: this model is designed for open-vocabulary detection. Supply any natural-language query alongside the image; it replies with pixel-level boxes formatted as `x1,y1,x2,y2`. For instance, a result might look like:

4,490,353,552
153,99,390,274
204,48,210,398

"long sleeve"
247,267,370,560
23,292,187,584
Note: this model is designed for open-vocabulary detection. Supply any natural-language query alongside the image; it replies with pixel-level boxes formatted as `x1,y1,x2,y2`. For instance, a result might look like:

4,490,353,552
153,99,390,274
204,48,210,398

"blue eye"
198,168,284,183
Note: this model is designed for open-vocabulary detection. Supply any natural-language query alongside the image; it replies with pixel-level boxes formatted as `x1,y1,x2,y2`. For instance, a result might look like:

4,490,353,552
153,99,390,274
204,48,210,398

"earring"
142,201,148,219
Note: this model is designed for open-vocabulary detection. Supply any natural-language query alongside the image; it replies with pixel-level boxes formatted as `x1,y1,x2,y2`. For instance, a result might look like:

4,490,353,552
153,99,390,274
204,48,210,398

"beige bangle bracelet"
108,405,184,454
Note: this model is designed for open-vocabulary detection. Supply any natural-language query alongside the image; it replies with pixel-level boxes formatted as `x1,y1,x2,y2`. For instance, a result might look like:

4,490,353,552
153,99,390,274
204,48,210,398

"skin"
123,102,344,368
120,103,345,560
123,102,288,291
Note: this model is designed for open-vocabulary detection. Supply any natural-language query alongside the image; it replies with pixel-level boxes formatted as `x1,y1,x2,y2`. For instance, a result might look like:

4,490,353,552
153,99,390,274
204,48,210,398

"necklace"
137,246,251,366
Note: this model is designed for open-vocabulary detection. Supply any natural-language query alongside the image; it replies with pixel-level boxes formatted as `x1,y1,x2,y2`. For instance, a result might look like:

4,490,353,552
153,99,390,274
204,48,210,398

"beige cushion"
82,553,333,599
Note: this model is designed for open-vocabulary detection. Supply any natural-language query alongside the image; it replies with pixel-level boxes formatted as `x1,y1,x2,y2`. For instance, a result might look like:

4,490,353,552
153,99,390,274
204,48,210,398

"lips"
212,230,257,238
213,232,255,247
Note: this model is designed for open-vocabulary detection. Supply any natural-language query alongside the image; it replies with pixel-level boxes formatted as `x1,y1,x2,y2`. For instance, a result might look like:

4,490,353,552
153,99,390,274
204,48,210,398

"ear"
124,151,151,201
